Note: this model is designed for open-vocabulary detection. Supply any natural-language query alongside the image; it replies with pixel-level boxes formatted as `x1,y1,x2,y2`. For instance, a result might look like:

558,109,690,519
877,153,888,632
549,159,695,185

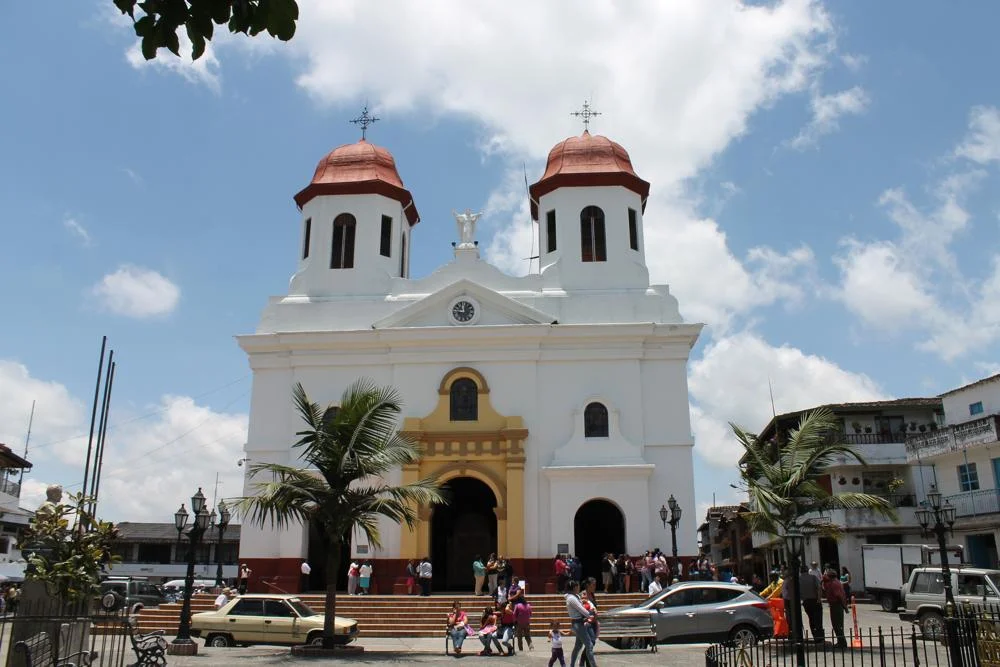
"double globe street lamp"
169,488,211,655
915,486,962,667
210,499,231,589
659,495,683,572
784,529,807,667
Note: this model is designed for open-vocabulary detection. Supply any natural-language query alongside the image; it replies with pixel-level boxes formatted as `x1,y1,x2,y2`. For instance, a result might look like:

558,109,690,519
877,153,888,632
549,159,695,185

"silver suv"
899,566,1000,636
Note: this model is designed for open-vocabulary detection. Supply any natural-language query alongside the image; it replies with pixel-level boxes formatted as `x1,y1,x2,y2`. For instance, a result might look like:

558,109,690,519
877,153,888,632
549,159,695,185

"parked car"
604,581,773,646
862,544,963,612
899,566,1000,636
190,594,358,647
99,577,167,613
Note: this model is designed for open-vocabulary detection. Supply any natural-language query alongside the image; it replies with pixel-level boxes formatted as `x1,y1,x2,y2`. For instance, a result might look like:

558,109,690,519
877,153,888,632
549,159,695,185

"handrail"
261,578,291,594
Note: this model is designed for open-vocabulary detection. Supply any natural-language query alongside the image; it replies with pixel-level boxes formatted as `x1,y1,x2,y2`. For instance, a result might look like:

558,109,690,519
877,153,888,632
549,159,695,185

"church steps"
133,593,648,637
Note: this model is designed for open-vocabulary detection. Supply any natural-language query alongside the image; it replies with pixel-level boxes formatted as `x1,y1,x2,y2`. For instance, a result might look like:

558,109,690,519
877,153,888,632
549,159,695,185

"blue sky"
1,0,999,527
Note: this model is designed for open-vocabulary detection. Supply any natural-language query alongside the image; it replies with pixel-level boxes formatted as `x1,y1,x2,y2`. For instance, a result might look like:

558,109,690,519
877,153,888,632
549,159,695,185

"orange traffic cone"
851,595,863,648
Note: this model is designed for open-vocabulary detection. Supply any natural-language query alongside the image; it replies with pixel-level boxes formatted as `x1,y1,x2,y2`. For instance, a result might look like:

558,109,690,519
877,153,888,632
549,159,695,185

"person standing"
486,553,500,597
514,598,534,651
473,555,487,596
822,569,848,648
799,565,825,642
300,561,311,593
359,560,373,595
565,580,597,667
347,560,360,596
554,555,569,593
406,559,417,595
808,561,822,583
419,557,433,596
840,566,852,600
238,563,252,595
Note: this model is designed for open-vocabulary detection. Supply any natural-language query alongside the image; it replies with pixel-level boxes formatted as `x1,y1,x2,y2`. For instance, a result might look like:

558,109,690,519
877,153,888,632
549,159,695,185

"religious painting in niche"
449,378,478,421
584,402,609,438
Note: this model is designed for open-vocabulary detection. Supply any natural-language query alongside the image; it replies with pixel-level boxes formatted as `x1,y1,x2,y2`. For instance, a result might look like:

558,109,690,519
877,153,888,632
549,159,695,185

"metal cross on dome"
571,100,601,132
350,104,380,140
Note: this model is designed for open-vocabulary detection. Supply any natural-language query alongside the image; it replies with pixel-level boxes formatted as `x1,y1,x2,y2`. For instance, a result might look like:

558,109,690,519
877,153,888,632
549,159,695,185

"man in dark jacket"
799,565,825,642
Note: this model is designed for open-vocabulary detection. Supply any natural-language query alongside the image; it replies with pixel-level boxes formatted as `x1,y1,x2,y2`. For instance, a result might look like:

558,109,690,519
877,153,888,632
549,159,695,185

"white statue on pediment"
453,209,482,248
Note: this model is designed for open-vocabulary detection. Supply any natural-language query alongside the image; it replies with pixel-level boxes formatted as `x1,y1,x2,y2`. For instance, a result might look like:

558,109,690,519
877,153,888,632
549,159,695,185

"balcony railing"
0,478,21,498
905,415,1000,462
843,432,906,445
944,489,1000,518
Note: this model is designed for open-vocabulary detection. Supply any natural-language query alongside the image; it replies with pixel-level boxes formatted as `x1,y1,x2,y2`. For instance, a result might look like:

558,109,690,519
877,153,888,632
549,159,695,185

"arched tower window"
580,206,607,262
584,402,609,438
330,213,357,269
450,378,479,421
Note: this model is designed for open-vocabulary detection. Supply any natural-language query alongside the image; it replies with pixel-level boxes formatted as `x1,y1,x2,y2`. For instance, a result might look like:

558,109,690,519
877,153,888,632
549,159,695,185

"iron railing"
944,489,1000,517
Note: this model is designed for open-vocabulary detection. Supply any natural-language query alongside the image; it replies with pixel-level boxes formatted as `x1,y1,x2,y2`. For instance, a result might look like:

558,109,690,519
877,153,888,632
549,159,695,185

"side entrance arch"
431,477,498,590
574,499,626,582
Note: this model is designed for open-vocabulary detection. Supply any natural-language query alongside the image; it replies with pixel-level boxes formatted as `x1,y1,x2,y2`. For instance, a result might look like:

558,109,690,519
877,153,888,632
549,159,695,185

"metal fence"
0,598,134,667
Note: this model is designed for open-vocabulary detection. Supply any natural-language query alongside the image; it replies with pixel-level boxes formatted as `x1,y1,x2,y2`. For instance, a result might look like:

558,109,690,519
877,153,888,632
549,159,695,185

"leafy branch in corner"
113,0,300,61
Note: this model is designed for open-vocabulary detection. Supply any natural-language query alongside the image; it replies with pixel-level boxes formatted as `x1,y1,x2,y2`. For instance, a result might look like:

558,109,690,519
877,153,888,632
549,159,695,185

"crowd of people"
756,561,854,649
446,575,533,656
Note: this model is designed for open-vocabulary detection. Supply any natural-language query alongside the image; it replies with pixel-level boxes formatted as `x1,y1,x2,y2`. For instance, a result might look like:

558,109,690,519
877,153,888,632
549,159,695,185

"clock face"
451,300,476,323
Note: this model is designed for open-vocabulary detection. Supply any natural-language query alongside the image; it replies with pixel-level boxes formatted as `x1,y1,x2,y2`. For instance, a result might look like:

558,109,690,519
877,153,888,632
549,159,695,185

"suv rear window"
912,572,945,594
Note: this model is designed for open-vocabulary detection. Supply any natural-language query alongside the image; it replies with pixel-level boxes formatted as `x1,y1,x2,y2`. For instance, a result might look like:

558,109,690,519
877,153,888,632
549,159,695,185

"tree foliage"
18,492,120,603
235,380,445,647
734,407,897,539
114,0,300,61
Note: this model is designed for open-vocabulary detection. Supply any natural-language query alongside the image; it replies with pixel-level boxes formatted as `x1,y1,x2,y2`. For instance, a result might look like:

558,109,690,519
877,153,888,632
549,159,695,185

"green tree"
18,492,120,603
114,0,300,61
235,380,444,648
734,407,896,539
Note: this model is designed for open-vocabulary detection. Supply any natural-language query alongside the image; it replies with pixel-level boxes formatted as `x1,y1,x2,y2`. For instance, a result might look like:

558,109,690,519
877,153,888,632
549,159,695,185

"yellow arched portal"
399,368,527,559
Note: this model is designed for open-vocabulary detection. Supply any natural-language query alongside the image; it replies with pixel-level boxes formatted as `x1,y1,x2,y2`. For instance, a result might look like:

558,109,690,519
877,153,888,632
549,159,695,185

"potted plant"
887,478,905,493
909,421,918,432
852,422,862,434
864,426,873,434
929,423,938,431
918,424,927,433
838,476,847,485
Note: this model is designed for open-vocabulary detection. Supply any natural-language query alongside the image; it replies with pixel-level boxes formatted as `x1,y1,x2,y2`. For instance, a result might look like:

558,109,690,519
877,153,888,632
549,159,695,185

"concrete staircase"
135,592,649,638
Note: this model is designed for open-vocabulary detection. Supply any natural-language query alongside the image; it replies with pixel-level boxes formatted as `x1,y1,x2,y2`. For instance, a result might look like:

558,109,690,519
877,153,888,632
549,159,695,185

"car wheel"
880,593,898,612
729,625,760,647
208,634,233,648
307,632,325,647
920,611,945,639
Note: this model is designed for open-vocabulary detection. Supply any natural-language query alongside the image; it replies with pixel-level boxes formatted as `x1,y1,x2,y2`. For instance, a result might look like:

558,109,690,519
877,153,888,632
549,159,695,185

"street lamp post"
916,486,962,667
784,530,807,667
659,495,683,571
212,499,231,589
169,488,211,656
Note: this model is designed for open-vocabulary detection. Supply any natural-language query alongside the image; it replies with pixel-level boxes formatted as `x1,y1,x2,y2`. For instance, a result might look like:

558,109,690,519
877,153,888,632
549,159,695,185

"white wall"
943,379,1000,425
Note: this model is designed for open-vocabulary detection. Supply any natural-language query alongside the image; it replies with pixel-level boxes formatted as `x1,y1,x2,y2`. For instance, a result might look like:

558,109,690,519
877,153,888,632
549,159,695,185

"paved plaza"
163,603,909,666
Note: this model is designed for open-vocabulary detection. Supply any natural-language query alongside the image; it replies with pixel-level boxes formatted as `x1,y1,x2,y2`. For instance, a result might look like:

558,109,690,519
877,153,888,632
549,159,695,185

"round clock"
449,297,479,325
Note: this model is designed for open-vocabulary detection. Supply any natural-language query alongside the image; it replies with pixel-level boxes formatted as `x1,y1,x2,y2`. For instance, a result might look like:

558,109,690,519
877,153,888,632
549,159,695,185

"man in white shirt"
648,574,663,596
300,561,311,593
418,558,433,596
214,588,230,609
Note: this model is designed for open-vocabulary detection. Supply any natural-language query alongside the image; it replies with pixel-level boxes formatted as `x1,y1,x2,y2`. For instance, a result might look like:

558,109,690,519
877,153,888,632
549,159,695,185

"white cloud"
63,217,92,247
840,53,868,71
0,360,249,522
788,85,869,150
124,34,222,93
689,331,887,468
834,107,1000,360
954,106,1000,165
91,265,180,318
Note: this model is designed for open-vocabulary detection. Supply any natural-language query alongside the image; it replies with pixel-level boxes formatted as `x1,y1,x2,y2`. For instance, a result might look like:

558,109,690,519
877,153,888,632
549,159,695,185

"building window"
449,378,478,421
970,401,984,416
546,210,557,253
580,206,607,262
958,463,980,492
628,208,638,251
400,233,408,277
0,538,7,555
302,218,311,259
380,215,393,258
584,402,609,438
330,214,356,269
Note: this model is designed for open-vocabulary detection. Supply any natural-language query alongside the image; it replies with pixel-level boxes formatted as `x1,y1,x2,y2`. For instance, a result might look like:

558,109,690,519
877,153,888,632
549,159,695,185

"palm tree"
733,407,896,540
235,380,444,648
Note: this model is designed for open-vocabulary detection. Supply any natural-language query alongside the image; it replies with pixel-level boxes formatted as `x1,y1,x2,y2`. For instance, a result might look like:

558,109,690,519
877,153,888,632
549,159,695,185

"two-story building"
0,442,34,580
750,399,943,581
905,373,1000,568
698,504,758,579
108,522,241,584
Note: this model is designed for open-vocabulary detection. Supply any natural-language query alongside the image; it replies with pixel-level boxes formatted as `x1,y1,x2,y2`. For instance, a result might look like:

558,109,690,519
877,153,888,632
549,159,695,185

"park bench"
597,614,658,651
13,631,96,667
125,617,168,666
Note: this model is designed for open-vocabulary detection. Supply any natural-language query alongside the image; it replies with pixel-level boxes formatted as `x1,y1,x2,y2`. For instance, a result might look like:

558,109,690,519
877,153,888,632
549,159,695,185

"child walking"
548,620,565,667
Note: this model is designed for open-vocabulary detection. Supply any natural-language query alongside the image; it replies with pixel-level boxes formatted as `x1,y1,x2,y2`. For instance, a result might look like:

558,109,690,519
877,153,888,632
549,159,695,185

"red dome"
528,131,650,220
294,140,420,226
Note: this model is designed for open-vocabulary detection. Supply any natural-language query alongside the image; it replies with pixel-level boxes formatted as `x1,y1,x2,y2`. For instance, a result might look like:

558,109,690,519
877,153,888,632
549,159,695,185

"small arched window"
584,402,609,438
580,206,607,262
450,378,479,421
331,213,357,269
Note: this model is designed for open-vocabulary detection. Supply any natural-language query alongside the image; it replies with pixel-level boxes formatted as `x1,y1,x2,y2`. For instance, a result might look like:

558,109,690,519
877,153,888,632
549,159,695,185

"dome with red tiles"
528,131,650,220
294,140,419,225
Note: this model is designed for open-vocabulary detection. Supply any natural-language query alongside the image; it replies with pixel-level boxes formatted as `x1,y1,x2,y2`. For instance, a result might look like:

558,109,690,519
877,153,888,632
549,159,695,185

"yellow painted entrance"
399,367,527,562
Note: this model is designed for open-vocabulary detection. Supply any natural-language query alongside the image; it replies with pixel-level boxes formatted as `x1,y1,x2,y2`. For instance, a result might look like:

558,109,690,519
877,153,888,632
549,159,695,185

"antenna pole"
81,336,108,513
768,377,777,418
17,401,35,492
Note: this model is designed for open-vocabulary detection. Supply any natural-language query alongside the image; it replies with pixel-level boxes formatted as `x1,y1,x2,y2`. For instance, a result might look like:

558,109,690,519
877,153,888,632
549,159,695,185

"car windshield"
987,574,1000,594
640,584,678,608
287,598,319,617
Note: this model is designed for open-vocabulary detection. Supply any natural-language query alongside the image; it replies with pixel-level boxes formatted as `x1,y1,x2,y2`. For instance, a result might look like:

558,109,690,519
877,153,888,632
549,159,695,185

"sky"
2,0,1000,533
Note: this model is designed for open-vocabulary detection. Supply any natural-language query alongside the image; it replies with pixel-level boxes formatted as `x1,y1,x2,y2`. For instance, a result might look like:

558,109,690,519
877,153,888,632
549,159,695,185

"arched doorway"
574,499,626,582
431,477,498,590
307,519,351,592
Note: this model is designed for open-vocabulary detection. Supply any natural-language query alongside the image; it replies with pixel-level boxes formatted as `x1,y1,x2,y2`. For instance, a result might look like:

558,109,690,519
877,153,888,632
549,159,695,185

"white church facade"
237,128,703,592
